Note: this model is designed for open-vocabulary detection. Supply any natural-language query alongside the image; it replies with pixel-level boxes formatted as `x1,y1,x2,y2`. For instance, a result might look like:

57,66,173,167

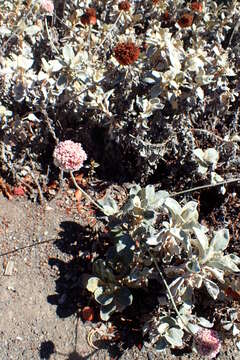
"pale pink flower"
194,328,221,359
40,0,54,14
53,140,87,172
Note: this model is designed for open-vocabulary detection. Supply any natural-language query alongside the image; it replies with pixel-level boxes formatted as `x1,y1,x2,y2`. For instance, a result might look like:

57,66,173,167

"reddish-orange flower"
152,0,160,4
118,0,131,11
163,10,170,21
114,42,140,65
161,10,176,28
178,13,194,28
81,306,94,322
191,2,203,12
80,8,97,26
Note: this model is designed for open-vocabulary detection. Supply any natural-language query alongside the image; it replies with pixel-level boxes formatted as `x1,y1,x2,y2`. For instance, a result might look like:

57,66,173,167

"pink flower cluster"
40,0,54,14
53,140,87,172
194,328,221,359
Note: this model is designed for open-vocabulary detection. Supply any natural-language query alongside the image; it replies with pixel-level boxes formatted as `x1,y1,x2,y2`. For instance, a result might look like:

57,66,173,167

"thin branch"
93,11,123,56
54,13,77,31
171,177,240,197
41,110,59,144
28,155,44,204
144,243,194,334
0,237,56,257
129,134,170,148
1,3,35,53
45,17,60,54
88,24,92,55
225,17,240,48
30,172,44,204
70,171,105,214
191,128,228,143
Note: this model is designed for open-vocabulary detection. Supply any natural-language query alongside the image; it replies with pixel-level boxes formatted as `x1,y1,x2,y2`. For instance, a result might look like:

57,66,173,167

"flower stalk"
93,11,123,55
144,243,195,335
70,171,105,214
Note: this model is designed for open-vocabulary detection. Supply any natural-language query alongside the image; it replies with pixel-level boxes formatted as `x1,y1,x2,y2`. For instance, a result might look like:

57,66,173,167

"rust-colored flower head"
81,306,94,322
118,1,131,11
80,8,97,26
178,13,194,28
191,2,203,12
152,0,160,4
114,42,140,65
163,10,170,21
161,10,176,28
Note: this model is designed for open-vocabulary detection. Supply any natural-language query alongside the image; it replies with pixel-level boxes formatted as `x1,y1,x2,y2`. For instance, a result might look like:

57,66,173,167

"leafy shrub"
0,1,239,185
86,184,240,351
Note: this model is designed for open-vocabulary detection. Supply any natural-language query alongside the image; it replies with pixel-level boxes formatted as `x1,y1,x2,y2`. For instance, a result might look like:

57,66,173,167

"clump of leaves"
193,148,219,175
85,184,240,352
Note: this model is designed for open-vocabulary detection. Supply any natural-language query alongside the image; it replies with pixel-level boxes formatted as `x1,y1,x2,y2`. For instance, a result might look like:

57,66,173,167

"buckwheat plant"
85,183,240,354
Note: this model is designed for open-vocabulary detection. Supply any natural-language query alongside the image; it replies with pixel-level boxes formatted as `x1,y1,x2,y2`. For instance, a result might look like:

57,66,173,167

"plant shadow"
47,221,161,359
39,340,98,360
47,221,95,318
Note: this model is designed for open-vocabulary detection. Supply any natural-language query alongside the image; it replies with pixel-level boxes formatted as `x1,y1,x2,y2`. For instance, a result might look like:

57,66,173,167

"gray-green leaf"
155,338,168,352
204,279,219,299
115,287,133,308
94,287,113,306
100,302,117,321
62,44,75,64
164,327,184,347
86,277,100,293
210,229,229,252
98,194,119,216
193,227,209,258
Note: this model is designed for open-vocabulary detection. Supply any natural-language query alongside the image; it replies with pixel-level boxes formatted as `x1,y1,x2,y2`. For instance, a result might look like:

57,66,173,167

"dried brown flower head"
80,8,97,26
161,10,176,28
118,1,131,11
163,10,170,21
178,13,194,28
191,2,203,12
114,42,140,65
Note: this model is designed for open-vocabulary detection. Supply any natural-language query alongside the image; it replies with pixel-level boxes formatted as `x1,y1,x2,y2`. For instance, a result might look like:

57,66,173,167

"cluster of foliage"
85,184,240,354
1,0,240,357
0,0,239,184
